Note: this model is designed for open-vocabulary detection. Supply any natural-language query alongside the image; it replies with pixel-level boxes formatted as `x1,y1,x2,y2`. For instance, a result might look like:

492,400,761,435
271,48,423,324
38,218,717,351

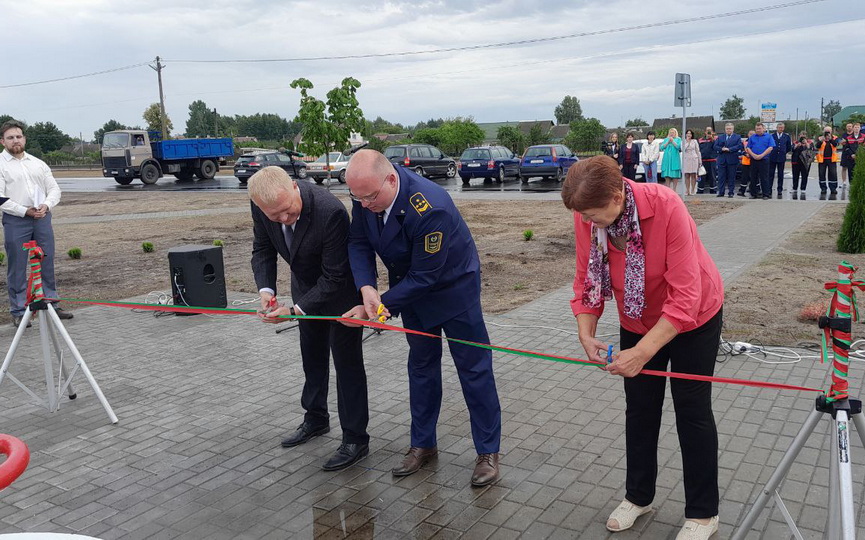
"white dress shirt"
0,150,62,217
259,219,304,314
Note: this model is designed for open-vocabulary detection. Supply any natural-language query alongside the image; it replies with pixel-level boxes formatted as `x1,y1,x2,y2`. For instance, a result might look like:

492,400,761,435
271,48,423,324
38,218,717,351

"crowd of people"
602,121,863,201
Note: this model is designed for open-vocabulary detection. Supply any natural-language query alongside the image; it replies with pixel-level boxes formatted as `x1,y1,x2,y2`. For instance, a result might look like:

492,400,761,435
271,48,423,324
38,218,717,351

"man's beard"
7,143,24,157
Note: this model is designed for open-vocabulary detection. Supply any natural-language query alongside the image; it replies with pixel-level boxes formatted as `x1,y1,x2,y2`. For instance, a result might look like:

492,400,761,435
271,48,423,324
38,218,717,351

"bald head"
345,149,400,212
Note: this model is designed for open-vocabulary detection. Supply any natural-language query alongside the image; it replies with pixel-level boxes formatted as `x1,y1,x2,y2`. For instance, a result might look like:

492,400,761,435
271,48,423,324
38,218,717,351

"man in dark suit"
712,122,743,197
341,150,502,487
770,122,792,199
248,166,369,471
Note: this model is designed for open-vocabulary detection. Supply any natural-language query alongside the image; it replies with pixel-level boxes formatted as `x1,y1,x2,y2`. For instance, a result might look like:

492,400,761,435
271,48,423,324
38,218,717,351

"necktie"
283,224,293,256
377,212,385,234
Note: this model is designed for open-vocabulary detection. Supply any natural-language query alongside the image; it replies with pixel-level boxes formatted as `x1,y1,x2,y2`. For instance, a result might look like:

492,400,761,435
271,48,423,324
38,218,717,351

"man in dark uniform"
342,150,502,487
770,122,792,199
249,166,370,471
712,123,742,198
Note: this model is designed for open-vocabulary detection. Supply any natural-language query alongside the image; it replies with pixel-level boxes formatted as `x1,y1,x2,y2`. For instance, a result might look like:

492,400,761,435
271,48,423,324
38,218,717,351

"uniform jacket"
348,166,482,329
250,180,359,315
713,133,744,165
698,137,717,161
770,132,792,163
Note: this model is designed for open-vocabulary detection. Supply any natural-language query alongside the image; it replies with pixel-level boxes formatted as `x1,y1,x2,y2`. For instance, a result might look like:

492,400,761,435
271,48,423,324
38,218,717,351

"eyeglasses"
349,174,389,203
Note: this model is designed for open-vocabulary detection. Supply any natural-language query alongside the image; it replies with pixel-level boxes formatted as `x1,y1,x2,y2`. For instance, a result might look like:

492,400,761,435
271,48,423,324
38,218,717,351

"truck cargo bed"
154,138,233,161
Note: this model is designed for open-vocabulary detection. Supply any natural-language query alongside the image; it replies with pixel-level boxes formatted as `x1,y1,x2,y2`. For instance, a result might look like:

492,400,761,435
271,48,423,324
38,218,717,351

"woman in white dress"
681,129,701,196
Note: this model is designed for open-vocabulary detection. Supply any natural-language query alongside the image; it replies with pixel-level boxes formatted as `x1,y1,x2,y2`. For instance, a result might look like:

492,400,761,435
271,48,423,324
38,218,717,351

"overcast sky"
2,0,862,140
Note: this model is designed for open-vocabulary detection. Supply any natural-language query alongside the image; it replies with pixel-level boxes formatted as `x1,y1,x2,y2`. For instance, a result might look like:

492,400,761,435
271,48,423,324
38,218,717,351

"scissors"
376,303,388,323
606,345,614,364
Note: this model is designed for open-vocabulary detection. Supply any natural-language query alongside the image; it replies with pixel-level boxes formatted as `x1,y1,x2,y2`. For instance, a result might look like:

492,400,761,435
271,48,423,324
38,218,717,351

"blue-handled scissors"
606,345,614,364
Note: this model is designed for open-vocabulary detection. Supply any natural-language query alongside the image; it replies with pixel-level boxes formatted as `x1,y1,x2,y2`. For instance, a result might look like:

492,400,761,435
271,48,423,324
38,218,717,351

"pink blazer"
571,179,723,335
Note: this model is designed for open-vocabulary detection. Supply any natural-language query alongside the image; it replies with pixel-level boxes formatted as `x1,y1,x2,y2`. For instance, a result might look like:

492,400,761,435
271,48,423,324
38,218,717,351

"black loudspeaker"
167,245,227,314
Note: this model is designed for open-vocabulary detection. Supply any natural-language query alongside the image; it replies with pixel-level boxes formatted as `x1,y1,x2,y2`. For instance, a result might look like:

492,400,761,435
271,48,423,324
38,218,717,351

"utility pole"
149,56,168,139
213,108,218,137
820,97,825,127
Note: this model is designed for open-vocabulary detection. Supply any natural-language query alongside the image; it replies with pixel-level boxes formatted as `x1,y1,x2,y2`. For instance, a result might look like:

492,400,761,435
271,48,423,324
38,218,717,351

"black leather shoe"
54,308,73,320
322,443,369,471
11,316,31,329
281,422,330,448
777,193,783,199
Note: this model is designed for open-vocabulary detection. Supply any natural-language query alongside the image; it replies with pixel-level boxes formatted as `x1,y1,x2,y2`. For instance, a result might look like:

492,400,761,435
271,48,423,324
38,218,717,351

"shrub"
837,146,865,253
142,242,155,253
67,247,82,259
0,252,5,265
213,239,224,247
523,229,534,241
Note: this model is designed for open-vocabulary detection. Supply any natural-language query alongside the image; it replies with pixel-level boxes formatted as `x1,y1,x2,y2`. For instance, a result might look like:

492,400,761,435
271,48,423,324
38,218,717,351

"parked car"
384,144,457,179
307,152,350,184
519,144,578,182
234,151,307,184
458,145,520,184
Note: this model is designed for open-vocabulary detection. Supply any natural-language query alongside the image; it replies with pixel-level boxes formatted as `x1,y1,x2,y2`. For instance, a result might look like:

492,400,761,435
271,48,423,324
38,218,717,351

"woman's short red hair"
561,156,624,212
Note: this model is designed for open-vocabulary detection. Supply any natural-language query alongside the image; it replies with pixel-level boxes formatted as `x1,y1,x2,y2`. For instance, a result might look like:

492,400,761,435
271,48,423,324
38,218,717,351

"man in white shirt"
0,120,73,327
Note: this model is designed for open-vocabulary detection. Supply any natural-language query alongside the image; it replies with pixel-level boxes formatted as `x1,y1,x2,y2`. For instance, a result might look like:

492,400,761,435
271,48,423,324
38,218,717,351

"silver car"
307,152,349,184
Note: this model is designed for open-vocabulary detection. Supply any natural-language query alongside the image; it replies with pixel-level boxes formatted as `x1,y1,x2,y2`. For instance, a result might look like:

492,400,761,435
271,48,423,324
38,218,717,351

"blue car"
519,144,579,182
459,145,521,184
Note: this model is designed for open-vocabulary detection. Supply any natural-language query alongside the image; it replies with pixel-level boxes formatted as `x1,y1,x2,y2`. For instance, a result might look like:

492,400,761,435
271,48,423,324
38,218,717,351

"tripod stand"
733,262,865,539
0,241,117,424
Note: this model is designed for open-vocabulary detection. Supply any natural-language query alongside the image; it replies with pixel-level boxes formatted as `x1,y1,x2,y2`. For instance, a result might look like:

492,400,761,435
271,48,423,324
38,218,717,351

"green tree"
413,128,442,147
625,118,647,127
185,100,217,137
497,125,525,155
143,103,173,136
94,120,128,145
733,116,761,137
824,99,842,124
564,118,606,152
436,117,484,156
26,122,70,153
526,123,551,146
719,94,746,120
846,113,865,126
837,146,865,252
290,76,365,182
234,113,293,140
554,96,584,125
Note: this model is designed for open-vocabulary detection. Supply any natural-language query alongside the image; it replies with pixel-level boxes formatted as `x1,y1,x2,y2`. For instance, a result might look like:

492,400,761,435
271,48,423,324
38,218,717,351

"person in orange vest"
737,130,756,197
816,126,841,200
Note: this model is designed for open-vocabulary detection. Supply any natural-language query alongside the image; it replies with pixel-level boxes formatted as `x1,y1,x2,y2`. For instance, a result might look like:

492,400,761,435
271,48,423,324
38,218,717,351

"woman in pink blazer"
562,156,723,540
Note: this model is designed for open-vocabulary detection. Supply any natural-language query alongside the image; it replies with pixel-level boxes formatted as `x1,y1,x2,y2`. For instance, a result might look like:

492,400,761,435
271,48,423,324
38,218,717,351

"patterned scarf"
582,181,645,319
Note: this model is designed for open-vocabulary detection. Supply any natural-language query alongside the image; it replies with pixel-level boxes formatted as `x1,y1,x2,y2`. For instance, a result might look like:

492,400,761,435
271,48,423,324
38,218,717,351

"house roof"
518,120,555,136
652,115,716,132
833,106,865,125
549,125,570,141
475,122,521,142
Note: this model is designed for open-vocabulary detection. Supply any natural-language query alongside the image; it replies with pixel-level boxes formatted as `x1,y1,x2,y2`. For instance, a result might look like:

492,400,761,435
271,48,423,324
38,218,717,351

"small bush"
0,252,5,265
523,229,534,241
213,239,224,247
142,242,155,253
67,247,82,259
514,283,527,291
837,146,865,253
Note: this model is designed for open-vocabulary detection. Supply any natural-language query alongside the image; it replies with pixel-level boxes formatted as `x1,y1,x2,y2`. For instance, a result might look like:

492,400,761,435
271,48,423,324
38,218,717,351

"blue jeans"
644,162,658,183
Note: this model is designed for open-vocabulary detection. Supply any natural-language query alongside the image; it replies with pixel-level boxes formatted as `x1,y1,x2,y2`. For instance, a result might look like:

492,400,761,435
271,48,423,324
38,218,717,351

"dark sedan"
234,151,308,184
459,146,520,184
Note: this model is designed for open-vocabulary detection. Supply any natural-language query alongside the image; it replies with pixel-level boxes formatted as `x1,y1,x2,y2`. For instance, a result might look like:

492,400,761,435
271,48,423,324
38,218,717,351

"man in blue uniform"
770,122,792,199
712,123,742,198
342,150,502,486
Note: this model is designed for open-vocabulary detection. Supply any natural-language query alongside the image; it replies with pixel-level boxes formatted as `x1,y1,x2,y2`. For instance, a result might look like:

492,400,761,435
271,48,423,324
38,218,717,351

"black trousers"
622,163,637,181
792,162,810,191
749,159,771,196
818,162,838,193
698,160,716,192
770,161,785,194
737,165,751,195
297,319,369,444
621,308,722,519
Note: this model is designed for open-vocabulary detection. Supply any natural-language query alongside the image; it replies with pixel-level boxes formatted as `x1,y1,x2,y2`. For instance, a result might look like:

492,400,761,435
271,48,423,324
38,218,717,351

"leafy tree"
437,117,484,156
719,94,746,120
413,128,442,147
94,120,128,144
846,113,865,126
497,125,525,154
0,115,21,126
625,118,647,127
234,113,294,141
26,122,70,153
733,116,761,137
143,103,173,136
564,118,606,152
824,100,842,124
526,123,551,146
185,100,218,138
290,76,365,182
554,96,583,125
837,146,865,252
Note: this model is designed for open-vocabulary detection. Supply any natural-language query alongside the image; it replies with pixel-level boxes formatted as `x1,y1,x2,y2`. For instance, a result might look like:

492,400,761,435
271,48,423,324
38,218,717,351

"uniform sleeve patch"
410,192,432,215
424,232,443,254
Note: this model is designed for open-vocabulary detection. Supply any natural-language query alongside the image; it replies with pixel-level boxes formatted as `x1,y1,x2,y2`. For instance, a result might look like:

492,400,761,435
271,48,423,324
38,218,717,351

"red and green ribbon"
23,241,45,305
821,261,865,402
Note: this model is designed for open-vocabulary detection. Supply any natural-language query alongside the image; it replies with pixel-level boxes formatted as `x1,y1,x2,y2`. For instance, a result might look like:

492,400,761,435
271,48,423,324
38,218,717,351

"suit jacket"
770,132,792,163
250,180,359,315
348,166,482,329
713,133,743,165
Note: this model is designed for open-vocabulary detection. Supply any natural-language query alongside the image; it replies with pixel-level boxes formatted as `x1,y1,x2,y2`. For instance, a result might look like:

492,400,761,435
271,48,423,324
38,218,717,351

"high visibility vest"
816,140,840,163
741,144,751,166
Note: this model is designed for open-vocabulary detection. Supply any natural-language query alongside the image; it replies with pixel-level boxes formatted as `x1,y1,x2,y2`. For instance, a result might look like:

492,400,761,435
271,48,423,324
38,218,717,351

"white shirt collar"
1,150,31,161
382,173,401,221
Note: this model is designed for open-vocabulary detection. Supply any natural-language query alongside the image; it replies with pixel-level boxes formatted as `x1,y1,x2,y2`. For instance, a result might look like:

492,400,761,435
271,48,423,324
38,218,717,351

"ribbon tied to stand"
820,261,865,402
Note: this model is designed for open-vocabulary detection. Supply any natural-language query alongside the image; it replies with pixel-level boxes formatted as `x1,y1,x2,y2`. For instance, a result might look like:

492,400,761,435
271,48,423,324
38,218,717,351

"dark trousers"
622,163,637,181
3,213,58,316
770,161,785,194
716,161,736,195
621,308,722,519
297,319,369,444
749,159,771,196
697,160,716,192
849,160,856,181
401,303,502,454
818,162,838,193
792,162,810,191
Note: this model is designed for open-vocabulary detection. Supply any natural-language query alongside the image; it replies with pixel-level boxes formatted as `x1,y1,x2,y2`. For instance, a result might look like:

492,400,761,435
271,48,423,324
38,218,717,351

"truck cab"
101,130,158,185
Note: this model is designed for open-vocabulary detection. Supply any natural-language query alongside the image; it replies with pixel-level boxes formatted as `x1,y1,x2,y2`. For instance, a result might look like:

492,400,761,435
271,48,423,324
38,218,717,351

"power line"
169,0,826,64
0,62,151,90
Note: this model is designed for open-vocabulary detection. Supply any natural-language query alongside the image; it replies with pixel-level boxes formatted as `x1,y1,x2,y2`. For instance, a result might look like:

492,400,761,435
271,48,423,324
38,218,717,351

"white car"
634,139,664,181
307,152,350,184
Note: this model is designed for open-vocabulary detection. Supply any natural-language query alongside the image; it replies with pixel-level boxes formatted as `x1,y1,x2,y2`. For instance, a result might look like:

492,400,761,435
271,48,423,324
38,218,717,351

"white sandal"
606,499,652,532
675,515,719,539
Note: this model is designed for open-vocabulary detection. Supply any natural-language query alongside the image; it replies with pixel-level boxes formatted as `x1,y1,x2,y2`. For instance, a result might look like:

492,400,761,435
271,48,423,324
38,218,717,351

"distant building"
518,120,555,137
832,106,865,126
652,115,715,134
549,124,570,142
233,136,258,143
373,133,410,142
475,122,520,144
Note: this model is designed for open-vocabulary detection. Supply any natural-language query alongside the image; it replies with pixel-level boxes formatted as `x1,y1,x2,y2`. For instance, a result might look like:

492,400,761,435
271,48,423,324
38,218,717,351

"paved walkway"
2,198,863,539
